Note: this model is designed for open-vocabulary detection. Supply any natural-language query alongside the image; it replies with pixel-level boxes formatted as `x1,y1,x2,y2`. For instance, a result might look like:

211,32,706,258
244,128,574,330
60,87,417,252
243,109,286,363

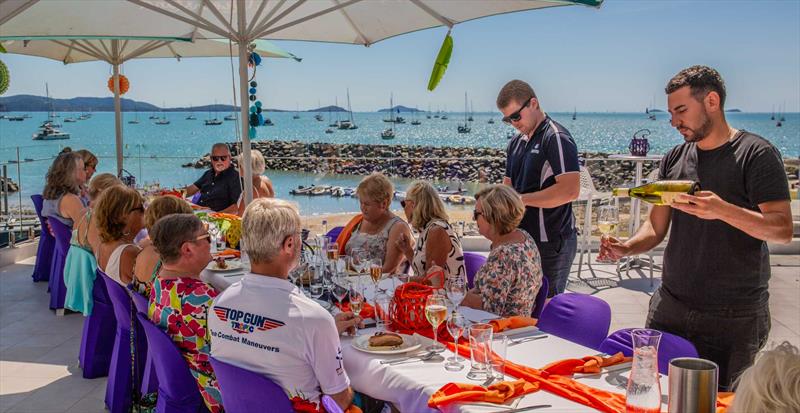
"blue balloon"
249,126,256,139
249,105,257,113
252,52,262,66
255,101,262,108
249,87,256,94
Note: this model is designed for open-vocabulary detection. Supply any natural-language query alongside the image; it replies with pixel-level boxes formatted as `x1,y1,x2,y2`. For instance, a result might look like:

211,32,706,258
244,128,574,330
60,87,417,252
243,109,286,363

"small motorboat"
154,118,170,125
63,117,77,123
447,195,465,204
224,114,237,121
381,129,395,140
205,119,223,125
325,128,334,134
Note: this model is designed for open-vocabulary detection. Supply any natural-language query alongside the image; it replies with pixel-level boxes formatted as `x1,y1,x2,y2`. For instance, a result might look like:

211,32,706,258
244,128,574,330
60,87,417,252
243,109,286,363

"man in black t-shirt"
497,80,581,297
185,143,242,212
601,66,792,390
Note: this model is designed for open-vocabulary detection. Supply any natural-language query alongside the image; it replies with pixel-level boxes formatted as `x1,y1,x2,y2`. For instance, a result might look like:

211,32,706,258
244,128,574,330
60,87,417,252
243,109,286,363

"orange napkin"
335,301,375,320
209,212,241,220
489,316,538,333
428,380,538,408
716,392,734,413
215,249,241,258
542,352,631,376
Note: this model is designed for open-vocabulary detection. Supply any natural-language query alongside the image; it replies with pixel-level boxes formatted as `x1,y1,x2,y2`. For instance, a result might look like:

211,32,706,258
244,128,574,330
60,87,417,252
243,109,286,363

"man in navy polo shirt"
497,80,580,297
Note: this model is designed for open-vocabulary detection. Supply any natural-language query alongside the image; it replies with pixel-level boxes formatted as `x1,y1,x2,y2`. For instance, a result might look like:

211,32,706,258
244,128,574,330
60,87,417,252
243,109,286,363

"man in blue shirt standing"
497,80,580,297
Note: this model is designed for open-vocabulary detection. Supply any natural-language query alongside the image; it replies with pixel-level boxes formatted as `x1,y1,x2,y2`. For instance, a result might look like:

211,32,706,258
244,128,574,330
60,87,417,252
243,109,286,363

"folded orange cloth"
209,212,241,220
335,301,375,320
428,379,538,408
716,392,734,413
542,352,631,376
489,316,538,333
214,249,241,258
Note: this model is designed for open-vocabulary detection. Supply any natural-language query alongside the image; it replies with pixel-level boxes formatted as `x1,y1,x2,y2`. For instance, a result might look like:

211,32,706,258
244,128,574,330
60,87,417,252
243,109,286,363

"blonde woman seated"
344,173,412,274
132,196,193,296
398,181,464,287
236,149,274,216
460,185,543,317
729,341,800,413
95,185,145,286
64,173,122,315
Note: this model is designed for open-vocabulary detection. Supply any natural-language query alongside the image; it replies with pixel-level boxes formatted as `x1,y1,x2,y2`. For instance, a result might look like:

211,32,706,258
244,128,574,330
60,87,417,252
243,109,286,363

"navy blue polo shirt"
193,166,242,212
505,116,579,243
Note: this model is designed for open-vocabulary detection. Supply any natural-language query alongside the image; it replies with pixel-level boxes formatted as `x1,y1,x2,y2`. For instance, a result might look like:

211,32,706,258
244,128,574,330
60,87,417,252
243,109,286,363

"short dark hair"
665,65,726,108
497,80,537,109
151,214,202,264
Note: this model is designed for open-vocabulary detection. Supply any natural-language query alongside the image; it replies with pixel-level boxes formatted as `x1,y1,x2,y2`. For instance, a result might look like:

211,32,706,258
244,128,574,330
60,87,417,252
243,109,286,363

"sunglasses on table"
211,155,229,162
502,99,532,124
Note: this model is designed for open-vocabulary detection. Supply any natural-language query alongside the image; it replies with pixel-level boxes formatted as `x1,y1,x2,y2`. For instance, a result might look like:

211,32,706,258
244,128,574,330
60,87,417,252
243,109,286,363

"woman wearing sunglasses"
397,181,464,287
94,185,146,286
460,185,543,317
185,143,242,213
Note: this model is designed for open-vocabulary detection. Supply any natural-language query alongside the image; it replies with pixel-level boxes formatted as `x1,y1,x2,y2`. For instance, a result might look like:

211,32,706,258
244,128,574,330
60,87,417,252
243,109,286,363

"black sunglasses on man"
502,98,532,124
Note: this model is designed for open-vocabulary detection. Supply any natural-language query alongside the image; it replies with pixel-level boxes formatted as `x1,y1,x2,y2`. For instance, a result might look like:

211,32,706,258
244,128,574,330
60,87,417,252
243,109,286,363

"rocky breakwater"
0,176,19,193
184,140,799,193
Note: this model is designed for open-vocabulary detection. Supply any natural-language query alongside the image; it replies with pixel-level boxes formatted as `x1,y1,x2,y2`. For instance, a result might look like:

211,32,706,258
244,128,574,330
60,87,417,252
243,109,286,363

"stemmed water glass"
425,295,447,353
597,204,620,263
331,274,349,305
445,312,469,371
446,274,467,311
348,277,365,336
351,248,367,274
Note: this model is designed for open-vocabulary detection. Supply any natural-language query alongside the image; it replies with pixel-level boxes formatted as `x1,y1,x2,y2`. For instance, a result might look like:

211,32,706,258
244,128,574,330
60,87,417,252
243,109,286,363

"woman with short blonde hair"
236,149,275,216
461,185,543,317
344,172,412,274
730,342,800,413
94,185,145,286
399,181,464,286
133,196,194,296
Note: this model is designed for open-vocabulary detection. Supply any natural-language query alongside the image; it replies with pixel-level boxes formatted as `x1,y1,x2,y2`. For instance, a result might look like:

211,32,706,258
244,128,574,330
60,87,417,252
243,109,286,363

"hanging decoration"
107,74,130,95
247,43,265,139
427,30,453,92
0,60,9,96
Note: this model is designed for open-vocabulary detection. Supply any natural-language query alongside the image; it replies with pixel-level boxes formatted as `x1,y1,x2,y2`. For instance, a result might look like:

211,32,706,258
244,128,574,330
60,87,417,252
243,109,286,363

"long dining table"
219,270,670,412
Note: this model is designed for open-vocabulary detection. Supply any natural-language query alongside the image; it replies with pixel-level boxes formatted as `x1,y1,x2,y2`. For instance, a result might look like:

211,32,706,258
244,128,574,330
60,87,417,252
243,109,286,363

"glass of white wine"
597,204,619,263
348,278,364,336
425,295,448,353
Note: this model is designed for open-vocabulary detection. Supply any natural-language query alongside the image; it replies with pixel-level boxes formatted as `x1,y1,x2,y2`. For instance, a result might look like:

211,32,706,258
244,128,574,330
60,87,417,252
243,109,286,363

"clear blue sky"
2,0,799,112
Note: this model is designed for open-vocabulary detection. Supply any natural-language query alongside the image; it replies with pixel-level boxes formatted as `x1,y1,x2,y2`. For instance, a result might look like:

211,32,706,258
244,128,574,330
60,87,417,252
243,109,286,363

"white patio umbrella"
0,35,299,175
1,0,602,202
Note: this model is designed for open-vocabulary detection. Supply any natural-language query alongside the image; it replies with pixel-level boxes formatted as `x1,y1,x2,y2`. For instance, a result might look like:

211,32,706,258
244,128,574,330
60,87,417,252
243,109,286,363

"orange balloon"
107,75,130,95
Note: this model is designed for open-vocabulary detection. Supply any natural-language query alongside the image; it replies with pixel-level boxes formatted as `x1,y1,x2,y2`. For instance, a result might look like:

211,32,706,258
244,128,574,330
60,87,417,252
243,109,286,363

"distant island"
648,109,665,113
377,105,422,113
725,109,742,113
0,95,291,112
307,105,348,113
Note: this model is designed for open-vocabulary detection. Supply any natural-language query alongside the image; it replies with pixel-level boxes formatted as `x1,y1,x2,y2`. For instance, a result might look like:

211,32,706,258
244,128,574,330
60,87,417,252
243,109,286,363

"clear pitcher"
626,329,662,413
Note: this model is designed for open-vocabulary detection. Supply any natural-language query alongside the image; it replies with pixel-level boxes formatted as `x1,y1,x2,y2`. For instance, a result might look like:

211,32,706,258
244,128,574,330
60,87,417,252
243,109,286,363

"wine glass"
597,204,620,263
331,275,349,304
348,278,364,336
446,274,467,310
351,248,367,274
327,241,339,261
374,292,392,332
445,312,469,371
207,222,221,252
425,295,447,353
309,263,324,300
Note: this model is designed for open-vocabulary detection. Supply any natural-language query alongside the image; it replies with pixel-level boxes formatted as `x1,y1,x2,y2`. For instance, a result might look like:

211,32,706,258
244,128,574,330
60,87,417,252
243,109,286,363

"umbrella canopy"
1,0,602,203
0,35,298,174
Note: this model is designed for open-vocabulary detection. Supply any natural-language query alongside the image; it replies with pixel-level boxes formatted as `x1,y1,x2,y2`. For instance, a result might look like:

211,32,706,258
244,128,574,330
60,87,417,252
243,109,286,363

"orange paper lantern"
107,75,130,95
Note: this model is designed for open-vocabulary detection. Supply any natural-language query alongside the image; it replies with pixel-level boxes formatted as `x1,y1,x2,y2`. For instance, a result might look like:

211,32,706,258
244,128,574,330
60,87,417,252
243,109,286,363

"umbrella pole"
238,2,254,205
112,46,124,176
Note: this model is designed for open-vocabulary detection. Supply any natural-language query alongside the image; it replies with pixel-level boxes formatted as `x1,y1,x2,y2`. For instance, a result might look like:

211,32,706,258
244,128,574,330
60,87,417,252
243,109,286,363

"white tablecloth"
342,307,669,413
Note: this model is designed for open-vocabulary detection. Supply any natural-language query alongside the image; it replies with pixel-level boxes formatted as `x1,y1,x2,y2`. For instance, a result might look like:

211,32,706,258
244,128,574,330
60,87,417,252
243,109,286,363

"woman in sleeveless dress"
94,186,146,286
41,151,88,228
397,181,465,288
344,173,412,274
132,196,194,297
235,149,274,216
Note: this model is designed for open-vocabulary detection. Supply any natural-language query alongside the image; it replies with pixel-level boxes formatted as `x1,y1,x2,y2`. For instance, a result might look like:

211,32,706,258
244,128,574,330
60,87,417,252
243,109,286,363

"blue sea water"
1,111,797,214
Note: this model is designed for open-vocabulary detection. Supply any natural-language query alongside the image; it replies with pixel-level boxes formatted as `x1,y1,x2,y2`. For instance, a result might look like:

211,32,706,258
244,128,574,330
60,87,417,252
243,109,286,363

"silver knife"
492,404,552,413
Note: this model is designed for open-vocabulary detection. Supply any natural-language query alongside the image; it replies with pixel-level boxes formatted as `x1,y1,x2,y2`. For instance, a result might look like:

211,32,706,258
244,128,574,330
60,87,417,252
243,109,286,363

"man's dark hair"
665,65,726,108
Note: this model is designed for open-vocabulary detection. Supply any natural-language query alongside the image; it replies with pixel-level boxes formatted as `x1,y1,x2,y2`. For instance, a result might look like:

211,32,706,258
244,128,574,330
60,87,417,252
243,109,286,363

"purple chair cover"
210,357,293,413
537,293,611,350
136,313,210,413
101,272,147,413
599,328,699,375
47,219,72,311
127,284,158,395
531,277,549,319
190,192,202,204
463,252,486,289
78,271,116,378
30,195,54,282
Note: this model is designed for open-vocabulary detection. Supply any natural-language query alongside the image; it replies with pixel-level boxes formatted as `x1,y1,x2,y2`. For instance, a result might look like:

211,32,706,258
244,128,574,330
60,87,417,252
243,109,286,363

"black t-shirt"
659,130,790,309
193,167,242,212
505,116,580,243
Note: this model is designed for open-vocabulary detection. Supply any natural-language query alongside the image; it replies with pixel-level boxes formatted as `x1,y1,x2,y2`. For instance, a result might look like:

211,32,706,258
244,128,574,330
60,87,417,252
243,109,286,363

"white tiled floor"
1,255,798,412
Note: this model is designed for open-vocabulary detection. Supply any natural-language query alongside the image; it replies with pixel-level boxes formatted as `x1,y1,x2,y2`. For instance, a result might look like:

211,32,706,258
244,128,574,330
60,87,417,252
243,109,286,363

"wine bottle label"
662,192,690,205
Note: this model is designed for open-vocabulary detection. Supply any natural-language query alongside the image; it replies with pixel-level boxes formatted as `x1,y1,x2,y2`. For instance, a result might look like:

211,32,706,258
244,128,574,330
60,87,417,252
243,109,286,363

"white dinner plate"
206,259,243,272
351,333,421,355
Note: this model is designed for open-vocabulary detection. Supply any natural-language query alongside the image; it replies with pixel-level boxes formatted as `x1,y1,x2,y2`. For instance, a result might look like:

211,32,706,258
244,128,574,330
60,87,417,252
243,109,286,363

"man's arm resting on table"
519,172,580,209
622,205,672,256
185,184,199,196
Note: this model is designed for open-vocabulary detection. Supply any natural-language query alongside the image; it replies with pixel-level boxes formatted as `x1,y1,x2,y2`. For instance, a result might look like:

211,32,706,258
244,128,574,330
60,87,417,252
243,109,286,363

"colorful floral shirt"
473,230,543,317
149,276,223,413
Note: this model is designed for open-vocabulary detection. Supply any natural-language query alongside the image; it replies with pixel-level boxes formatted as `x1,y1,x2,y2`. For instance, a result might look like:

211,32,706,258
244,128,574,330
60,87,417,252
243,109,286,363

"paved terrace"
0,254,798,413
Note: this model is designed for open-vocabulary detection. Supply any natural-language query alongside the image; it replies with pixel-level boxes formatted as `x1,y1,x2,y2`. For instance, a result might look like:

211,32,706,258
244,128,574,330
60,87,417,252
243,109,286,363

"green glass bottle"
612,180,700,206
